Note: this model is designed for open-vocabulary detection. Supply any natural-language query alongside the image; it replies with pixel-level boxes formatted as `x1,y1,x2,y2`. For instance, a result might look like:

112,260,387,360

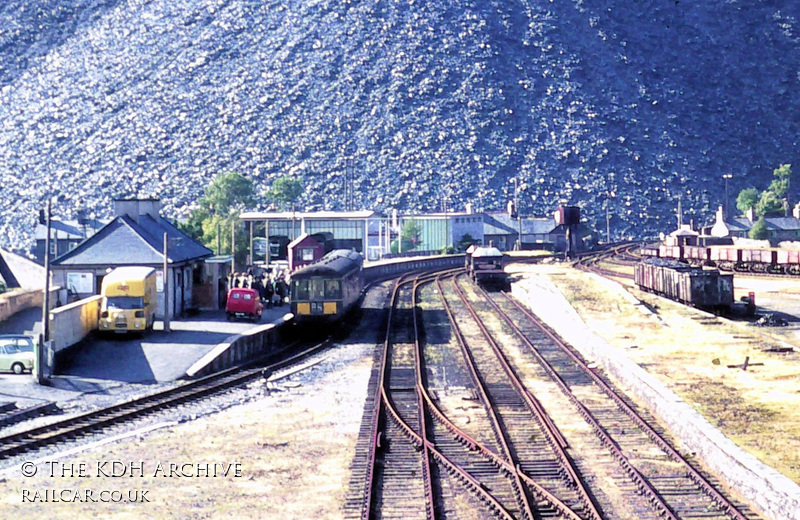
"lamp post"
38,198,52,385
723,173,733,220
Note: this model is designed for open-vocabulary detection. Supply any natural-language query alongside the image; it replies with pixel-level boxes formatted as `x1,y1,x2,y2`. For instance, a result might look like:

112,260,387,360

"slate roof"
288,233,322,249
34,219,107,240
727,218,752,231
669,228,700,237
766,217,800,230
52,214,212,267
724,216,800,232
483,213,518,236
522,218,558,235
483,212,558,236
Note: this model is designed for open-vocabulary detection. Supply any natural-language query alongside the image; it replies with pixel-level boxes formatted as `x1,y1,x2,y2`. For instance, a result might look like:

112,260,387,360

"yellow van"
99,267,158,334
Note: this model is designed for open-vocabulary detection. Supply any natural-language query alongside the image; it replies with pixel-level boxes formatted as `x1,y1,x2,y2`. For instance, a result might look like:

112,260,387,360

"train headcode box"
555,206,581,226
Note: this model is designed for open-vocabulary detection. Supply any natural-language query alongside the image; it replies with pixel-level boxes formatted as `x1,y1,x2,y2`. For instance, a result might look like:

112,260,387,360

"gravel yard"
0,282,391,519
510,262,800,484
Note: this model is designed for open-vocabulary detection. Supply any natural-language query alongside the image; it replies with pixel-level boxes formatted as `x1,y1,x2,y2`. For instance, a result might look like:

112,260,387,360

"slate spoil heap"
1,1,798,251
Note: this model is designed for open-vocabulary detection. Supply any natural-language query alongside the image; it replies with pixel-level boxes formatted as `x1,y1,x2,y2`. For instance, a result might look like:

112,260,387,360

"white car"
0,335,35,374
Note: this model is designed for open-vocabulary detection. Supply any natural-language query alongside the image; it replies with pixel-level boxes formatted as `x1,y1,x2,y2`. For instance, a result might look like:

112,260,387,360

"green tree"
456,233,477,252
267,175,304,210
178,172,255,268
390,220,422,253
769,163,791,197
739,164,793,218
756,190,784,218
749,217,769,239
736,187,759,215
201,171,256,214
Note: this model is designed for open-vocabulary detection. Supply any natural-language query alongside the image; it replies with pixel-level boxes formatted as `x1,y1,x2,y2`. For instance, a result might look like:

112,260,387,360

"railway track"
348,268,760,520
0,339,331,461
573,243,637,281
580,242,799,282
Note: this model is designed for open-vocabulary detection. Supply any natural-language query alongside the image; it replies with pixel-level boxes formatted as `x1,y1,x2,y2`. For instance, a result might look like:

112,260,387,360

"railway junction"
0,253,798,519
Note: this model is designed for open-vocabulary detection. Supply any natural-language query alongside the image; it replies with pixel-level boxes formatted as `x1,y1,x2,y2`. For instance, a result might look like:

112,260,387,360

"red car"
225,288,263,321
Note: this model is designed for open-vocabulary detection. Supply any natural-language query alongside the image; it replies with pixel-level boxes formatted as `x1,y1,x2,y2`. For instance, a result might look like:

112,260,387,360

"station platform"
0,306,292,409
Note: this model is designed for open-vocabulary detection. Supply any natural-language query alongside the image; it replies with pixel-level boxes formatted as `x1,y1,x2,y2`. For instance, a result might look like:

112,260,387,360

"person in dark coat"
254,276,264,302
275,277,287,307
218,278,227,309
232,273,241,288
264,275,274,308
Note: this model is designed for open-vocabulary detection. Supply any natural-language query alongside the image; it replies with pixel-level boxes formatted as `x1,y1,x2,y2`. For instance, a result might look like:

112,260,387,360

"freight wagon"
468,246,507,288
634,259,733,312
776,249,800,275
683,245,711,265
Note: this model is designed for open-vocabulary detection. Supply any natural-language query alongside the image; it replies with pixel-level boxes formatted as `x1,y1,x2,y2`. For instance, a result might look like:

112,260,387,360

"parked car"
0,335,35,374
225,288,264,321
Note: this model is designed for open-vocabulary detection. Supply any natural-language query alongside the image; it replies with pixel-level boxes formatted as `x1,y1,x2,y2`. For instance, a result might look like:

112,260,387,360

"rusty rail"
447,274,604,520
500,291,750,520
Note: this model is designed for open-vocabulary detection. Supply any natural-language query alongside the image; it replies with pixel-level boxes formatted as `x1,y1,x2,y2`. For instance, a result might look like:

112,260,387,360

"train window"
310,279,325,299
326,280,342,299
294,280,309,300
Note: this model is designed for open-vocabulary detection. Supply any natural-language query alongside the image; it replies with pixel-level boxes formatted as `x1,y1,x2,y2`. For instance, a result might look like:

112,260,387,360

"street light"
723,173,733,220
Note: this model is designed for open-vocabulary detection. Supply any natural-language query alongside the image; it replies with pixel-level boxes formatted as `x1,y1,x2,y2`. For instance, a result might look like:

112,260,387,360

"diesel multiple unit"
290,249,364,321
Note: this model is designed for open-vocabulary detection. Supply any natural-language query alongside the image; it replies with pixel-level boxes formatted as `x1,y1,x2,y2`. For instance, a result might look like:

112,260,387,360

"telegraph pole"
216,222,221,255
163,233,170,332
230,220,236,274
248,220,253,267
511,178,522,250
38,198,52,384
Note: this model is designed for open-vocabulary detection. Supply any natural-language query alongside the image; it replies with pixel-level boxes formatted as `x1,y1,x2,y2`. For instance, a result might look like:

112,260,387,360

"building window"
302,248,315,261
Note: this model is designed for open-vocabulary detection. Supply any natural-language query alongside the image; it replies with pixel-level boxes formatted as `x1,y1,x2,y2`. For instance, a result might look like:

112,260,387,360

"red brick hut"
287,233,324,271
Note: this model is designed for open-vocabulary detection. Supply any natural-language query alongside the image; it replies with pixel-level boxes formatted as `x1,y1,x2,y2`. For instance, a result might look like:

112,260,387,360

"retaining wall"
364,253,464,282
511,274,800,520
184,314,293,378
48,295,101,354
0,287,59,323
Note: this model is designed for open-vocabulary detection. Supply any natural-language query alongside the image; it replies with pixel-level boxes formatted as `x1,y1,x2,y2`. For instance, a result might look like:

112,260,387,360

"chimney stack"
114,198,162,224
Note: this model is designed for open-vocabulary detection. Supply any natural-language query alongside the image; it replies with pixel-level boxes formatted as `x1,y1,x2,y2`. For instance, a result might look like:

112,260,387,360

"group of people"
228,268,290,309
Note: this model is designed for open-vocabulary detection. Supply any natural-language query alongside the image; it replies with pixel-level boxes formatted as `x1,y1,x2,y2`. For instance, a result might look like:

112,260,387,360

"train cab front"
292,300,340,320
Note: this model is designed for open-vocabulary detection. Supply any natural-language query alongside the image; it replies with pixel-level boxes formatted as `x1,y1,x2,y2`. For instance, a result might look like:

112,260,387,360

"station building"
238,210,389,262
239,205,581,264
50,199,214,318
398,210,572,253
